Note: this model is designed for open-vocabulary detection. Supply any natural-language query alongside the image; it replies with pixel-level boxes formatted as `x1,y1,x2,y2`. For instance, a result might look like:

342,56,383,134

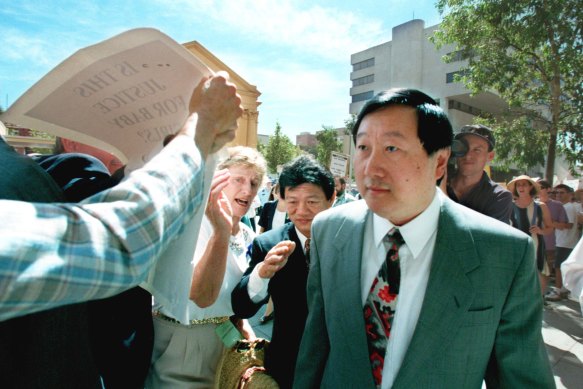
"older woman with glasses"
146,146,267,388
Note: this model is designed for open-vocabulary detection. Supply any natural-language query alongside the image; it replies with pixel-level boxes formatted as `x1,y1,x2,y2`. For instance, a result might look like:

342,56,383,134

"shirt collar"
294,226,309,251
373,189,443,258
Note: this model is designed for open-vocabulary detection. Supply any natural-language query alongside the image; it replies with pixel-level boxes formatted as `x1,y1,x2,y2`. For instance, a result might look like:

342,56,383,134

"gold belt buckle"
153,311,229,327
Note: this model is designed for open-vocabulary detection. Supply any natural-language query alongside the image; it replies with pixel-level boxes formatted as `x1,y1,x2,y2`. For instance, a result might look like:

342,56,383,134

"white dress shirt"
361,190,443,389
153,216,255,323
271,208,287,230
247,226,308,302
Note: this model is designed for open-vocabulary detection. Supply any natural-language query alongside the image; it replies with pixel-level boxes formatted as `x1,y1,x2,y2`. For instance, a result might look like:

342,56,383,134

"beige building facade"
183,41,261,149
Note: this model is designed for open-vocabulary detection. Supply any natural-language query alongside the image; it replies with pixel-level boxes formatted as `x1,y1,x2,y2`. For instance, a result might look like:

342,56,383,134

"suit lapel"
394,200,479,386
286,224,307,269
330,204,373,370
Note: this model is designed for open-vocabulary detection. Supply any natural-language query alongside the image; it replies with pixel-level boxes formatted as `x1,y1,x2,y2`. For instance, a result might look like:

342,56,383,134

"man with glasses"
548,184,583,301
447,124,513,223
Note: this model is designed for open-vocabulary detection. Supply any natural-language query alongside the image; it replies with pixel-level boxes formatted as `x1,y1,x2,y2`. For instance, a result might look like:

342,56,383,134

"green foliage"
261,122,297,174
316,126,342,168
344,114,357,136
432,0,583,178
298,143,318,157
475,116,548,171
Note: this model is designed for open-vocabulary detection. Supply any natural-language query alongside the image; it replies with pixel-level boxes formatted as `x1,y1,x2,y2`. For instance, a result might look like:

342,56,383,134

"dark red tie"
363,228,404,386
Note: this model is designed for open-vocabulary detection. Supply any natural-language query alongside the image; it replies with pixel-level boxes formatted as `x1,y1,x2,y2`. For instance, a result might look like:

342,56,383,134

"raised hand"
258,240,297,279
206,169,234,236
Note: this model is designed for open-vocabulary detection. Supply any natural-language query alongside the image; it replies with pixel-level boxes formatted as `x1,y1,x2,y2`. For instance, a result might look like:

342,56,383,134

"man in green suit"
293,89,554,388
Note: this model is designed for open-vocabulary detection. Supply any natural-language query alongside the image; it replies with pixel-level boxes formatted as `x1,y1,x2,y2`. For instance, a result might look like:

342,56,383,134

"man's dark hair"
537,179,551,189
279,155,335,200
554,184,574,193
351,88,453,156
336,176,346,185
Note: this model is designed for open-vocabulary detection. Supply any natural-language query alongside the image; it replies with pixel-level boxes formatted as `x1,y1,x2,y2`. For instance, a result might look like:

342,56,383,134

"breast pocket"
465,306,494,326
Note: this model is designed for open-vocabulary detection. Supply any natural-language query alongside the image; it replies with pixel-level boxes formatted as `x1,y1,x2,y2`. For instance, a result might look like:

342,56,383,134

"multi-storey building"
350,19,506,133
349,19,577,183
296,131,318,150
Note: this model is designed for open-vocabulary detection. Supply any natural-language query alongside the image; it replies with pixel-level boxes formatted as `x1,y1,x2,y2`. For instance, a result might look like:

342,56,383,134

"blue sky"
0,0,441,140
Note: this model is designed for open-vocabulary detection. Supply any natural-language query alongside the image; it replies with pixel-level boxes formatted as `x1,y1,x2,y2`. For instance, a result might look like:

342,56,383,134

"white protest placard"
1,29,224,322
329,151,349,177
1,28,211,171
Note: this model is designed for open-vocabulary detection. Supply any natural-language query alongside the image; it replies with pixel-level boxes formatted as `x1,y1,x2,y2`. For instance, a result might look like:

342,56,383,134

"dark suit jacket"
294,198,555,389
232,222,309,389
258,200,290,232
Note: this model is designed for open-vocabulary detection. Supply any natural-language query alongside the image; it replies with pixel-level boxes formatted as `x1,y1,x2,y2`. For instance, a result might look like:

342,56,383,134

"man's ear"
434,148,450,181
328,191,337,207
487,150,495,163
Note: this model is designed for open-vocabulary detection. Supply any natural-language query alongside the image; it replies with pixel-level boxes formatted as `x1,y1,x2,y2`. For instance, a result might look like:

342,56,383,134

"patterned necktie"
363,228,404,387
304,238,311,267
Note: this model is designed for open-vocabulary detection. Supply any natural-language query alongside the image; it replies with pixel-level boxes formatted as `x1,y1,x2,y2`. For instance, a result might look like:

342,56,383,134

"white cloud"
158,0,386,62
220,52,345,99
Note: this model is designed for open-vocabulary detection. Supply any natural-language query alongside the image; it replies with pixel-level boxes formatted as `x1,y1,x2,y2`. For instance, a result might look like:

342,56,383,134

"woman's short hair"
217,146,267,185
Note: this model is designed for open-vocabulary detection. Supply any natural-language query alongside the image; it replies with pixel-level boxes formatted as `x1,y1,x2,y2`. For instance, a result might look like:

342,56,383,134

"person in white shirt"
548,184,583,301
561,236,583,315
146,146,267,389
293,88,553,388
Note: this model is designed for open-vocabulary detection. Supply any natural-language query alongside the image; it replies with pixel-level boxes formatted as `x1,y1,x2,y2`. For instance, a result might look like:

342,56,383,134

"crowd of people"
2,63,583,389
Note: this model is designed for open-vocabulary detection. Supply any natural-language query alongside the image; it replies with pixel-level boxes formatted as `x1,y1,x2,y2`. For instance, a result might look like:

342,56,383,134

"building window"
446,70,469,84
353,58,375,71
448,99,483,116
445,50,464,62
352,91,374,103
352,74,374,87
445,49,475,63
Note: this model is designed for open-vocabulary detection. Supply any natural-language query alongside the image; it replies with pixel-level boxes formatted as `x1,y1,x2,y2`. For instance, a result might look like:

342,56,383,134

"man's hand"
257,241,296,279
178,71,243,158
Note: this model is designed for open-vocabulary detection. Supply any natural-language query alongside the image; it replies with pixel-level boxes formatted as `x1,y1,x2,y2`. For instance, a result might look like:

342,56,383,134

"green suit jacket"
293,197,555,388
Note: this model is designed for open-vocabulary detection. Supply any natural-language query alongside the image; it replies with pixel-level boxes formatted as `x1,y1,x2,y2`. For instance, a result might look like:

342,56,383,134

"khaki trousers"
145,315,226,389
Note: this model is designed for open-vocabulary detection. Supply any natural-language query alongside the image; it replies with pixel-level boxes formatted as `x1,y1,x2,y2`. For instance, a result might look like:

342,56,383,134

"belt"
152,311,230,327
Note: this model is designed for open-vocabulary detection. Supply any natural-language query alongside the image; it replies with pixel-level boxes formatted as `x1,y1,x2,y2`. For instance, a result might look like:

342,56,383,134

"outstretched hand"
258,240,296,279
178,71,243,158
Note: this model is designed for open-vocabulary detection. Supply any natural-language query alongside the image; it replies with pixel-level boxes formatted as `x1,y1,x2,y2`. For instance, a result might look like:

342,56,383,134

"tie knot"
304,238,311,254
386,228,404,247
